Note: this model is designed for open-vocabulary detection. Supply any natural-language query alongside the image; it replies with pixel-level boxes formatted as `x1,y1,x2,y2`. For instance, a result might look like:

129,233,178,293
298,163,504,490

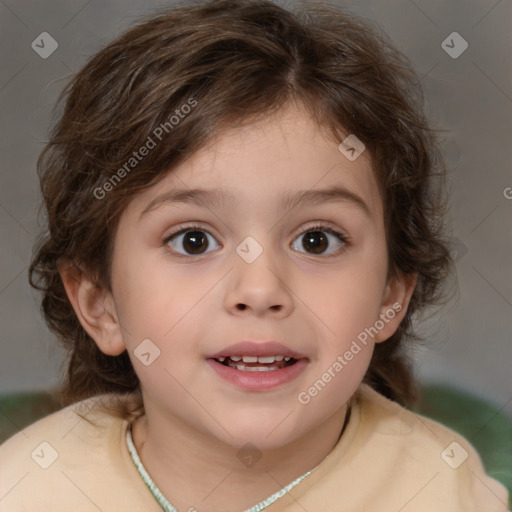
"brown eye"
182,230,208,254
291,226,348,256
166,228,220,255
302,231,328,254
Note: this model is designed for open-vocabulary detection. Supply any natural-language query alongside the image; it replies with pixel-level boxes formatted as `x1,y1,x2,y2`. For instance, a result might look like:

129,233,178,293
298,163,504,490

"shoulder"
353,384,509,511
0,394,122,461
0,394,157,511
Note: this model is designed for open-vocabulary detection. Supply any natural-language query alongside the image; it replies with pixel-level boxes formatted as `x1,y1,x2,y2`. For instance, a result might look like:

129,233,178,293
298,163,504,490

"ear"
374,271,417,343
58,260,126,356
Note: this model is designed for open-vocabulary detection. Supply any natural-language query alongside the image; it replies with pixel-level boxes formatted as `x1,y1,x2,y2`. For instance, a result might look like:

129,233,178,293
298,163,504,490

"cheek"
112,249,214,364
113,264,207,399
110,247,174,346
303,255,387,338
296,272,381,413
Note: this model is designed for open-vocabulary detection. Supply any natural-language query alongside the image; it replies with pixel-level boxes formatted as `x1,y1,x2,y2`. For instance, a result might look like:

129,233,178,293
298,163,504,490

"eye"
164,225,220,256
291,224,349,257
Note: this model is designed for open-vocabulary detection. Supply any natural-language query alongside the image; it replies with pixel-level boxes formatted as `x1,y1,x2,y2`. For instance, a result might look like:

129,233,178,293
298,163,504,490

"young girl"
0,1,508,510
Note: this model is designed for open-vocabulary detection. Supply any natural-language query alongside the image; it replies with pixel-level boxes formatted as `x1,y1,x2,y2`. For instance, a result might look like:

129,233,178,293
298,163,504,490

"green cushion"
414,383,512,498
0,390,61,443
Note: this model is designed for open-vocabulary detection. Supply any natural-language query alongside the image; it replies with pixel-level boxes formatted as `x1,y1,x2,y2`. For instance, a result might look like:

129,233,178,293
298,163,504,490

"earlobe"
374,271,417,343
58,260,126,356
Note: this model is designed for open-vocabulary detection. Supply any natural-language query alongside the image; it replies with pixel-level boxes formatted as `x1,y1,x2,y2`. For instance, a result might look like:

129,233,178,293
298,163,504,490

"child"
0,0,508,510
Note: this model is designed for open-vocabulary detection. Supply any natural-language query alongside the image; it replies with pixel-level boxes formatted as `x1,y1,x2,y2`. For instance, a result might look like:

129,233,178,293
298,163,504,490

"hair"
29,0,453,416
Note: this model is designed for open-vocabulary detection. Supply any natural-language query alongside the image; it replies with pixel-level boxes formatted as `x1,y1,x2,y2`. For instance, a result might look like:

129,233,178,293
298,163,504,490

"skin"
61,102,416,511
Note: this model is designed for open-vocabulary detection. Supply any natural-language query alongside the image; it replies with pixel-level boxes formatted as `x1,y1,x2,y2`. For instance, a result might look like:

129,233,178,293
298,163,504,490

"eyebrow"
139,185,372,220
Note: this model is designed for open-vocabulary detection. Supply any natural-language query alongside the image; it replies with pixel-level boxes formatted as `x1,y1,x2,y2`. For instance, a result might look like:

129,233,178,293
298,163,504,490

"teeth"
236,365,280,372
217,355,289,363
214,355,296,369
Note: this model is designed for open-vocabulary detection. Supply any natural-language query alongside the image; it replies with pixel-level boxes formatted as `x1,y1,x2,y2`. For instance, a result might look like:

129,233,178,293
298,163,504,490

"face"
93,104,411,449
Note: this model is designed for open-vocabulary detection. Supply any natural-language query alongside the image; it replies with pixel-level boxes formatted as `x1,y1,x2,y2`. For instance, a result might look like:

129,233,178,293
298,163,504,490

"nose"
224,243,294,319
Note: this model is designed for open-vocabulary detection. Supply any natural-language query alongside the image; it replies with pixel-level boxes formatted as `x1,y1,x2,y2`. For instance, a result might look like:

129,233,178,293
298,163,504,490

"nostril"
236,304,247,310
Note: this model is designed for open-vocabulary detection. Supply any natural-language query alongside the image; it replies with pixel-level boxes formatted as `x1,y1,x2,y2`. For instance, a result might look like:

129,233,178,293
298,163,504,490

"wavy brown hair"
29,0,453,413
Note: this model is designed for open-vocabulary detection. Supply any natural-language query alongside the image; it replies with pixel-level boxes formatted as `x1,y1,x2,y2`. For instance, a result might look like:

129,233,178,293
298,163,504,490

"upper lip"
208,341,307,360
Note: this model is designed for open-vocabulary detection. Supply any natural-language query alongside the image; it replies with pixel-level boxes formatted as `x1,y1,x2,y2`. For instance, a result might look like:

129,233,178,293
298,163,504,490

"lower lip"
206,358,308,391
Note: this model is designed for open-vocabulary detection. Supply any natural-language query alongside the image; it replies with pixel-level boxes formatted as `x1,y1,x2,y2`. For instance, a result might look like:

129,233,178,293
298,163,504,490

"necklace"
126,426,320,511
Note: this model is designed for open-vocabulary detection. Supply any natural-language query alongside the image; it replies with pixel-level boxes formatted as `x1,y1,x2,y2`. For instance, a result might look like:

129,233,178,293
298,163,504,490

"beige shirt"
0,384,508,511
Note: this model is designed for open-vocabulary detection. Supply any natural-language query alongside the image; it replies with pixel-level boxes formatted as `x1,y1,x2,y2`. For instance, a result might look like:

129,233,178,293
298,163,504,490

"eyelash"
162,223,350,259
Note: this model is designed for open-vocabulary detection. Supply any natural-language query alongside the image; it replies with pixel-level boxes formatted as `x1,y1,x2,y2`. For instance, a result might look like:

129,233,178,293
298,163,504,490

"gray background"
0,0,510,415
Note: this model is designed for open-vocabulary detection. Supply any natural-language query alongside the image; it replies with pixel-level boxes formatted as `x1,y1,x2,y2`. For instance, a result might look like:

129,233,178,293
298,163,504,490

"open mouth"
207,353,308,390
212,355,298,372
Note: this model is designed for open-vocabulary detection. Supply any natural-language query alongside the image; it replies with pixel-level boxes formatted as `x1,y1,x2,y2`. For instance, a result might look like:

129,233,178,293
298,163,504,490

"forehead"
128,104,383,222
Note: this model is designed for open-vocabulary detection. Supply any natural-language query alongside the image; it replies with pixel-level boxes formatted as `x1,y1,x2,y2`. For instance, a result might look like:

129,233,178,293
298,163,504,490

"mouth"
206,340,308,390
211,355,299,372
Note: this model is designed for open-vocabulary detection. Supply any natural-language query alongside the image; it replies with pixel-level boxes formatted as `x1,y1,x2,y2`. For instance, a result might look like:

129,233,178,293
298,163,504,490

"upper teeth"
216,355,291,363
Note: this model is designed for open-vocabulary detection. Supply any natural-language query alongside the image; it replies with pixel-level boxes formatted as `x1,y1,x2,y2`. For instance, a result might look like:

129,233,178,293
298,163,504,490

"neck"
131,401,349,512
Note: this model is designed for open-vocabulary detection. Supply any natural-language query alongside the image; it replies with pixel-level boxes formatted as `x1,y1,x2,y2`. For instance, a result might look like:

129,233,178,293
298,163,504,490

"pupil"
184,231,208,254
303,231,327,254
